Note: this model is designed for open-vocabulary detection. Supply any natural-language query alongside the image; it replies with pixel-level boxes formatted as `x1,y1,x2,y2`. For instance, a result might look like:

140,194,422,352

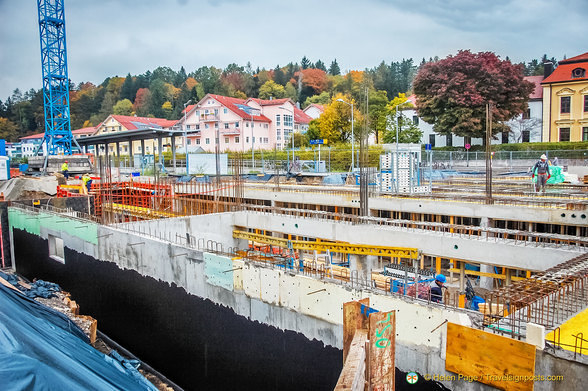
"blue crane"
36,0,81,163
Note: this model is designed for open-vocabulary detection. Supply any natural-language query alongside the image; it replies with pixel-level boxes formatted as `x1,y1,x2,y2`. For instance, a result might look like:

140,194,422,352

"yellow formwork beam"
103,202,176,219
233,229,419,259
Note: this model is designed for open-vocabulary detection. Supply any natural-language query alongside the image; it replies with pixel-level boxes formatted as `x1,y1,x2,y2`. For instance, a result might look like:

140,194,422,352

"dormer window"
572,68,585,78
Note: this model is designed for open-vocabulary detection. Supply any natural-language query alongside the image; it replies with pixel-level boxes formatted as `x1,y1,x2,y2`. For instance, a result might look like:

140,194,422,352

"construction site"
1,1,587,390
0,144,586,390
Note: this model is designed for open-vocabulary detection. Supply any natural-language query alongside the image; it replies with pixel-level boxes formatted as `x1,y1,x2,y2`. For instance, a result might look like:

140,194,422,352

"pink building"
177,94,310,152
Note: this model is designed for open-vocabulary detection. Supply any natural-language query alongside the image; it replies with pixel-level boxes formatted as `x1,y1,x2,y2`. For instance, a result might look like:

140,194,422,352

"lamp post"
183,99,192,175
336,98,354,170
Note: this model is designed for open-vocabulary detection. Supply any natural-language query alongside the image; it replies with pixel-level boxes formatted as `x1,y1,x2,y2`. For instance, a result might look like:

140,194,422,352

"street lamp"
336,98,354,170
183,99,192,175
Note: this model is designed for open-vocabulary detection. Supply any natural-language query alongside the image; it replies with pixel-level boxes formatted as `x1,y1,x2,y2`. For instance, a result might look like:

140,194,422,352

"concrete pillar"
505,268,512,286
349,255,375,283
479,264,494,290
128,139,133,169
157,136,163,164
459,261,465,291
171,136,176,171
479,217,494,289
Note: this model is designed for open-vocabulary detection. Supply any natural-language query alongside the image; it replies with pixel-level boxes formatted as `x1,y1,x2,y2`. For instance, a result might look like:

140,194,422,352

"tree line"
0,54,558,144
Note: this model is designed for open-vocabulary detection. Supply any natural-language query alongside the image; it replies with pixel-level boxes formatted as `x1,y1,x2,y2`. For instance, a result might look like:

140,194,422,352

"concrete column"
505,268,512,286
459,261,465,291
349,255,376,284
157,136,163,164
479,217,494,289
479,264,494,290
128,139,133,169
171,136,176,171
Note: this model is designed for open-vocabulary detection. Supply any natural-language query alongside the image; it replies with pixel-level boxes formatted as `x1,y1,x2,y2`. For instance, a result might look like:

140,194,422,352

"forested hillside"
0,55,557,142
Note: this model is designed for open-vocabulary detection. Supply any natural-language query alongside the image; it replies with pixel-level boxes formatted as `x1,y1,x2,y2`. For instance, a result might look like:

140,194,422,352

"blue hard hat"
435,274,446,283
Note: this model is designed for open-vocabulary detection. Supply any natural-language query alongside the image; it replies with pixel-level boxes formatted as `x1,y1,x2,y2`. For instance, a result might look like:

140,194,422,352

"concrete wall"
233,211,579,270
9,207,587,391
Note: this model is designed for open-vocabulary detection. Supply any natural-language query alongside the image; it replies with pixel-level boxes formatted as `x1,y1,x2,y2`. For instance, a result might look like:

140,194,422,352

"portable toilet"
0,156,10,180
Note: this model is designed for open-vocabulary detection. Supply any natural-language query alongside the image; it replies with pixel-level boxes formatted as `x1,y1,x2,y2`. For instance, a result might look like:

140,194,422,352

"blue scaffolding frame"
36,0,81,160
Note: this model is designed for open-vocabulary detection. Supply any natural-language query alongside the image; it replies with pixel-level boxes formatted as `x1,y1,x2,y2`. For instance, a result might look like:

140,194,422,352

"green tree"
314,59,327,72
367,89,389,144
273,66,286,86
329,59,341,76
301,56,311,69
113,99,133,115
258,80,286,99
304,91,330,108
120,73,134,101
284,82,298,101
162,101,173,119
413,50,534,139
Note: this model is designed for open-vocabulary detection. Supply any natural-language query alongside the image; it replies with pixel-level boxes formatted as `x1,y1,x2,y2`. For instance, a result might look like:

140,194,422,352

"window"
584,96,588,112
429,134,435,147
215,122,219,128
118,126,122,131
196,110,200,117
559,127,570,142
196,124,200,130
446,134,452,146
225,137,229,143
252,137,255,143
246,137,249,143
206,138,210,144
146,146,150,153
264,137,268,143
186,124,191,130
235,122,240,127
413,115,419,125
284,114,293,127
501,132,509,144
522,130,530,143
277,129,281,135
48,234,65,263
224,108,228,114
561,96,571,113
246,122,249,127
264,124,268,128
583,127,588,141
235,137,239,143
196,139,201,145
522,108,531,119
277,136,281,140
572,67,586,78
138,146,142,152
214,109,218,115
187,139,191,145
224,123,229,129
276,114,281,126
205,124,209,129
251,122,254,128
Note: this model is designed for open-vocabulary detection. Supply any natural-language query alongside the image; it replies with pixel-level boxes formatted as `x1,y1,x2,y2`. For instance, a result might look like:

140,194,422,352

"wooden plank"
342,298,369,363
446,322,535,391
335,329,368,391
369,311,395,391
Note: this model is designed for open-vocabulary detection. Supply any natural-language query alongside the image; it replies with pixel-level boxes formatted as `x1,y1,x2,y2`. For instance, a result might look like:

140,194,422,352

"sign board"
310,139,327,145
425,143,432,151
465,143,471,150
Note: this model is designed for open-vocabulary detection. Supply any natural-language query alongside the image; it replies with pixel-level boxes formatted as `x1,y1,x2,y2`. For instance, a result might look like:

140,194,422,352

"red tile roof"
72,126,97,135
405,95,417,107
303,104,324,112
20,132,45,140
294,107,312,125
524,76,543,100
103,115,177,130
542,52,588,84
247,98,292,107
205,94,271,122
182,104,196,114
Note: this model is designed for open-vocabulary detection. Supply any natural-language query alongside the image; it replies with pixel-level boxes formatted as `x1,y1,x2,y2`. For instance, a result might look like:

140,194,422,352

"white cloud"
1,0,586,100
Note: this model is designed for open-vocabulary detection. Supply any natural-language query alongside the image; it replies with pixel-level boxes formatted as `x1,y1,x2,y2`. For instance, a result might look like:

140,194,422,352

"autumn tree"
134,88,152,117
413,50,534,139
0,117,19,141
312,93,362,143
258,80,286,100
113,99,134,115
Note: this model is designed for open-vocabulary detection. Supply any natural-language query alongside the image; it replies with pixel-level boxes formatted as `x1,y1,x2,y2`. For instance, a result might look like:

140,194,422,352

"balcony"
200,113,219,122
222,128,241,135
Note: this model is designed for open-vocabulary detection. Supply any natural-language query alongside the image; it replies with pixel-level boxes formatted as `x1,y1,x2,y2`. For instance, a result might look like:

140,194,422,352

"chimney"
543,61,553,79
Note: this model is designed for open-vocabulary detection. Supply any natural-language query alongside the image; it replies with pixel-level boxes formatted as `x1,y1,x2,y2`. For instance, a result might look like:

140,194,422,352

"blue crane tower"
36,0,81,160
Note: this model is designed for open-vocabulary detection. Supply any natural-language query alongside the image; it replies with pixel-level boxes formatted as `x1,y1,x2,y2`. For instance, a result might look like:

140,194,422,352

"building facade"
541,52,588,142
177,94,311,153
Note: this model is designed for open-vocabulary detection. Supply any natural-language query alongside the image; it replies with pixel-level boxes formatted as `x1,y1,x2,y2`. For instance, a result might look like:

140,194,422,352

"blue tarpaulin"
0,281,157,390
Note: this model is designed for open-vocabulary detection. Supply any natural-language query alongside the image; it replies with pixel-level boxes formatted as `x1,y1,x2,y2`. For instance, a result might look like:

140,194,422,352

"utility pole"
485,102,493,204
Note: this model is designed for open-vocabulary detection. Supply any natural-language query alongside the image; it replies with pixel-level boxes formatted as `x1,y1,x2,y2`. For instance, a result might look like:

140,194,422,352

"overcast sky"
1,0,587,101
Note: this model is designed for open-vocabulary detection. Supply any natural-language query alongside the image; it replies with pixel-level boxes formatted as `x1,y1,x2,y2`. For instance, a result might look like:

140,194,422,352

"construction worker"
81,173,92,195
430,274,446,303
61,160,69,180
532,154,551,193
